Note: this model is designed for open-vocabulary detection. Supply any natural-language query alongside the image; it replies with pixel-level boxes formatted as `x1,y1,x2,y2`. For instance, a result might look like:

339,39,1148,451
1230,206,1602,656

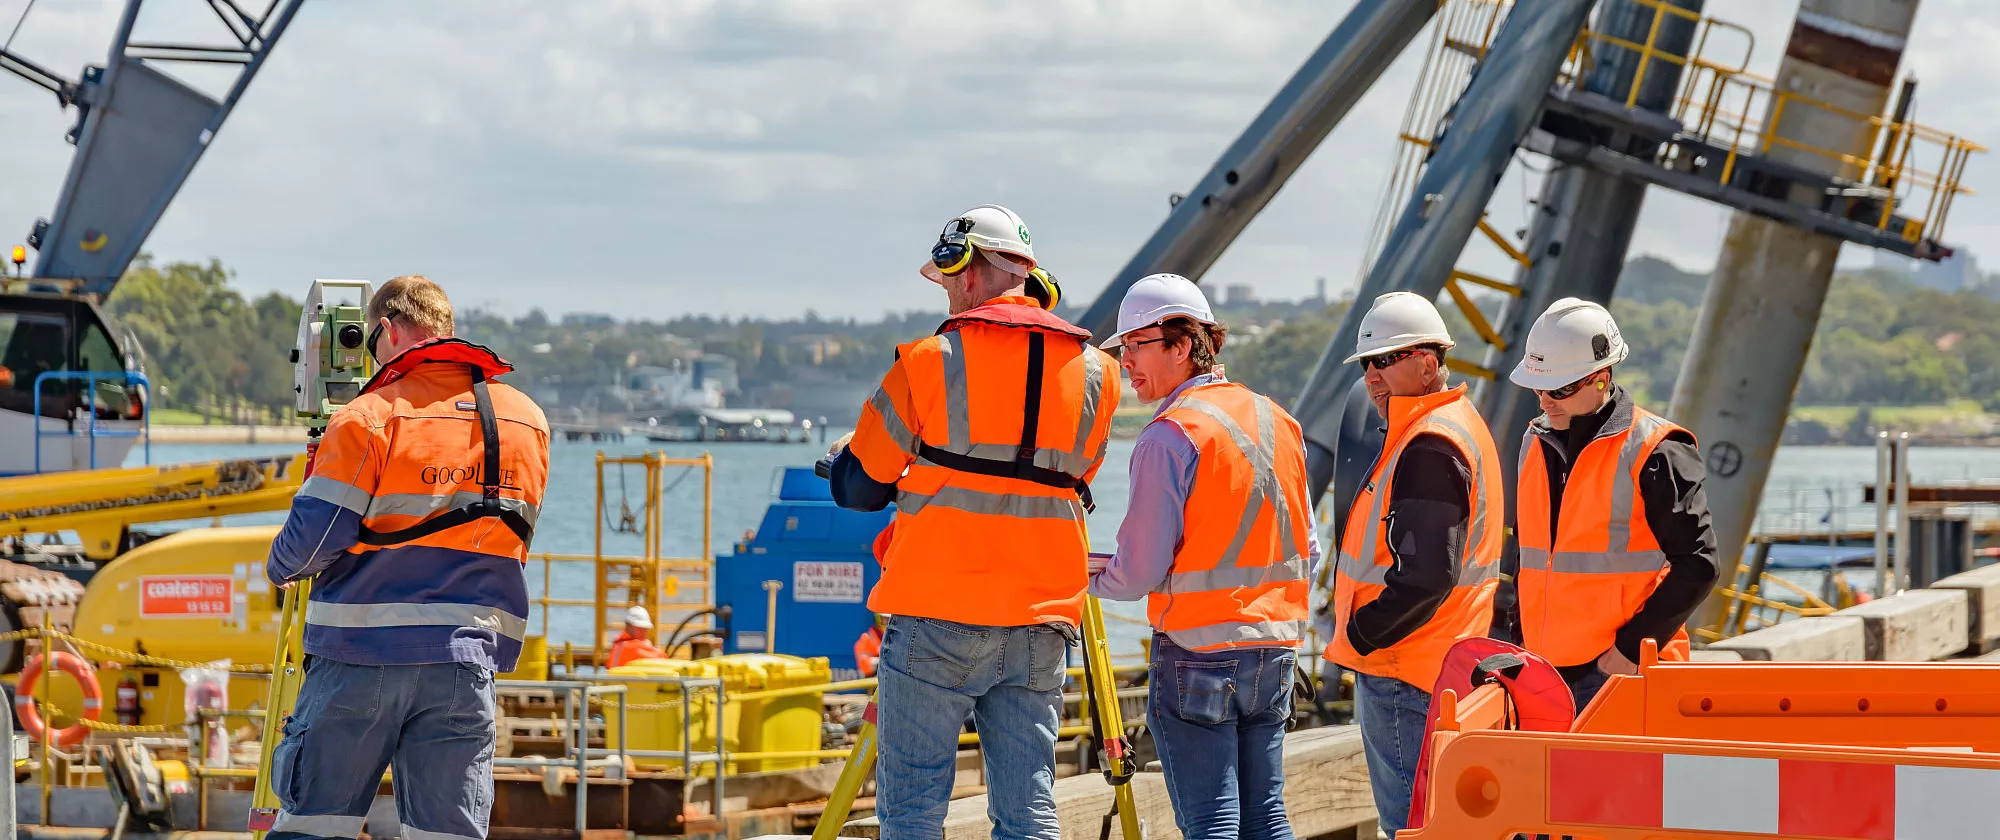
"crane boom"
2,0,303,296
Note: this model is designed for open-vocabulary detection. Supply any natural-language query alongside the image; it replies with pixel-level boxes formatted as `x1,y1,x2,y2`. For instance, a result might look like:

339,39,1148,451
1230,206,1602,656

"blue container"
716,466,893,680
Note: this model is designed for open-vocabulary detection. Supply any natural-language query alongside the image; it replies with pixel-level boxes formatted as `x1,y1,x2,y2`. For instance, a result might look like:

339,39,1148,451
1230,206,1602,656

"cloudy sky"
1,0,1993,320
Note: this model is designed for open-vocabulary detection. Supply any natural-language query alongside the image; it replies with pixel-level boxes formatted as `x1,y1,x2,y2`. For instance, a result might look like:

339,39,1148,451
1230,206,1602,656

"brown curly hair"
1158,315,1229,373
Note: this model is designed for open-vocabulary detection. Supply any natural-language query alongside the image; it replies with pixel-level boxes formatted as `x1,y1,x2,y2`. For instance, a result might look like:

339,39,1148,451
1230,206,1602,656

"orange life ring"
15,651,101,748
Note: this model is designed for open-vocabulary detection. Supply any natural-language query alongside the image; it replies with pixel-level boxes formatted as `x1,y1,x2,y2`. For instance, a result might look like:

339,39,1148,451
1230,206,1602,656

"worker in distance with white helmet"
1322,291,1504,837
1089,273,1318,839
1506,297,1717,710
607,605,668,668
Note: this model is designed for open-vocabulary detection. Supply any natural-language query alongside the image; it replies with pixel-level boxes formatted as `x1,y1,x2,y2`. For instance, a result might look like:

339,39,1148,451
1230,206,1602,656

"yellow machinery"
0,455,306,560
603,652,831,776
0,454,305,678
18,525,288,731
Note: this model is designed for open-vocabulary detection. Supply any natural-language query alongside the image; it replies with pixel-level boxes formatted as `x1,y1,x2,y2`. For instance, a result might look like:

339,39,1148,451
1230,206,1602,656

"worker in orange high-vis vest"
1506,298,1717,712
853,614,886,678
1089,273,1318,840
607,606,668,668
266,276,550,840
1324,292,1503,838
823,204,1119,840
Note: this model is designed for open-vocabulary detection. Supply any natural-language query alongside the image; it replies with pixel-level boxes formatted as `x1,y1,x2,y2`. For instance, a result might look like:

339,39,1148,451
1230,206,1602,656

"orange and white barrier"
1404,639,2000,839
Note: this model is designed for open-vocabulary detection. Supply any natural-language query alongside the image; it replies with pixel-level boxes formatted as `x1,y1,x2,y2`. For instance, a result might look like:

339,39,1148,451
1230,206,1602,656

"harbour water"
123,436,2000,662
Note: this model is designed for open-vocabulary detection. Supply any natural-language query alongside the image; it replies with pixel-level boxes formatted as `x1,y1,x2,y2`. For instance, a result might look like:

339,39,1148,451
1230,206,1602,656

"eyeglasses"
1536,375,1595,400
1358,347,1423,371
1113,337,1168,358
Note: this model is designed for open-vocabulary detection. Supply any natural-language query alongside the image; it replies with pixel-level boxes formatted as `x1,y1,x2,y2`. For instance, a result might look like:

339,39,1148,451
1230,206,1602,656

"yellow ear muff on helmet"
1028,267,1061,310
931,217,976,276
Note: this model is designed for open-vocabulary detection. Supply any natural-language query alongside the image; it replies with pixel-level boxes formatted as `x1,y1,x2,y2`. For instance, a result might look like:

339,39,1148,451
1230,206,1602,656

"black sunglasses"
1537,373,1598,400
1359,347,1423,371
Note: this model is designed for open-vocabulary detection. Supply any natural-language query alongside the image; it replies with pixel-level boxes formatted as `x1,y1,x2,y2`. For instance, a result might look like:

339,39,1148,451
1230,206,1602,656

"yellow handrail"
1569,0,1982,246
531,451,716,661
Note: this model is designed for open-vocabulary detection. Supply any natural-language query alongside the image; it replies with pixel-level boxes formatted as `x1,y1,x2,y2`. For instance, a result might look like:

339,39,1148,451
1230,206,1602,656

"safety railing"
494,679,640,836
1695,567,1844,644
31,370,149,473
526,451,714,662
1568,0,1755,110
1361,0,1514,277
1573,0,1983,245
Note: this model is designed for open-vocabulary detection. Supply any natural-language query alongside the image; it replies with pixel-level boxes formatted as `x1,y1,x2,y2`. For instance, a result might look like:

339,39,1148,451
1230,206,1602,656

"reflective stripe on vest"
1515,412,1671,575
1337,411,1495,586
923,332,1108,477
896,484,1084,520
1325,386,1503,690
354,368,536,548
1149,384,1315,650
305,600,530,641
302,477,544,531
1516,407,1689,666
858,305,1118,629
1162,395,1306,593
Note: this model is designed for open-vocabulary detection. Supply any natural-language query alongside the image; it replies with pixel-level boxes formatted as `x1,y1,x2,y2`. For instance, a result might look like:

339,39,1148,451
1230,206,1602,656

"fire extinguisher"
115,676,141,726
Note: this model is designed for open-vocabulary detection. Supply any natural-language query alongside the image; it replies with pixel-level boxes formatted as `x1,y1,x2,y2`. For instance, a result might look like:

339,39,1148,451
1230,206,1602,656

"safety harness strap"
358,366,536,547
915,332,1096,512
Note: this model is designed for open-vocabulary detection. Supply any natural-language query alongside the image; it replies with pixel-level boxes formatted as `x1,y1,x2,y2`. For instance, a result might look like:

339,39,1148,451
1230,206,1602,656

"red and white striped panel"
1548,748,2000,838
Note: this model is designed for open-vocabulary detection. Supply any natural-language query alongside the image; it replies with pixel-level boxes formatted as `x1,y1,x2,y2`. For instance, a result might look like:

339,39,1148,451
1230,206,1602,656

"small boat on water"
631,408,823,445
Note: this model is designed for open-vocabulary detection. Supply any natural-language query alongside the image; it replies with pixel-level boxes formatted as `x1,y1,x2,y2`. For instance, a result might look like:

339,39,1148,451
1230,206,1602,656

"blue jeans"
875,616,1070,840
1148,635,1298,840
269,657,496,840
1565,666,1610,714
1352,672,1431,837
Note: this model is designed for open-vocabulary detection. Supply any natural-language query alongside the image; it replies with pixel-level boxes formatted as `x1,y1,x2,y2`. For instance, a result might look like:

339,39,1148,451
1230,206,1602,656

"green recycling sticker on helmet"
1017,224,1031,245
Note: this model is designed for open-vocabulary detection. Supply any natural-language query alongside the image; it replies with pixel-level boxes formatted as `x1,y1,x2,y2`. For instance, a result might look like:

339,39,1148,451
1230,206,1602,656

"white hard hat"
937,204,1034,264
1509,297,1629,390
1344,291,1455,363
1098,273,1217,349
625,605,653,629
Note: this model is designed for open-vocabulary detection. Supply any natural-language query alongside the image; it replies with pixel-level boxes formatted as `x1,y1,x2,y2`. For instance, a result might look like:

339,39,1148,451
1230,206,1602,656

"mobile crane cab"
0,277,146,476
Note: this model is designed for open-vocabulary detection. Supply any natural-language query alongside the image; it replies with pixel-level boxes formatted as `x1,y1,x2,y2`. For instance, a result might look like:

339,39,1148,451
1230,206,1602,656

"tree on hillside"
1227,304,1346,404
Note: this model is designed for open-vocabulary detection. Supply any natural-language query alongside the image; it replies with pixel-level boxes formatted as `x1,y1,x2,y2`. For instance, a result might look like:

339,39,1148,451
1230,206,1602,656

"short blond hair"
368,275,454,337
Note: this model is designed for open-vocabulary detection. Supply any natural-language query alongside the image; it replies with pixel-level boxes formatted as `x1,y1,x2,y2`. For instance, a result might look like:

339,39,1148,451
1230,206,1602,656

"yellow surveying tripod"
811,592,1145,839
247,279,373,837
247,580,313,838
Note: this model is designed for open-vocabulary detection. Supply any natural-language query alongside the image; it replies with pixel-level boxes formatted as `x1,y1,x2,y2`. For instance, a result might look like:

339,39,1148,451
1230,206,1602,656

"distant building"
787,334,847,365
1224,283,1258,306
626,362,725,410
1918,250,1980,293
693,355,739,395
1874,247,1982,292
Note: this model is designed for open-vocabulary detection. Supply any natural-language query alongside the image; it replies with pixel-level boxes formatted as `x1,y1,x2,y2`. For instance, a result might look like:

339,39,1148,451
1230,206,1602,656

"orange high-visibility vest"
1516,405,1694,667
607,632,667,668
1325,385,1503,691
1146,380,1315,651
847,296,1120,628
855,626,883,677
